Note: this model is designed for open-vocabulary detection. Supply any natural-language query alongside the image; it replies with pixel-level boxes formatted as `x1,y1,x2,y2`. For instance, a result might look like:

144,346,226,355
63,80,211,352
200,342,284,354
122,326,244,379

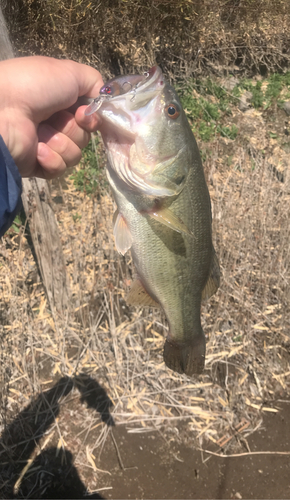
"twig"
199,449,290,458
110,429,125,470
110,429,137,471
13,431,54,494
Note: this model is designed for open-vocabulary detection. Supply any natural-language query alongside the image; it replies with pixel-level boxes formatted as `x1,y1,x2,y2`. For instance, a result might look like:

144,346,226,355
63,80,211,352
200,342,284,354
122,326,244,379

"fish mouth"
137,66,163,92
107,65,164,100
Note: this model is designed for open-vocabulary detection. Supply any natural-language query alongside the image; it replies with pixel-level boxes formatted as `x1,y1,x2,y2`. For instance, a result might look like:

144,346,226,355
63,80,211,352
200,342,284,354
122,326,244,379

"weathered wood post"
0,2,70,315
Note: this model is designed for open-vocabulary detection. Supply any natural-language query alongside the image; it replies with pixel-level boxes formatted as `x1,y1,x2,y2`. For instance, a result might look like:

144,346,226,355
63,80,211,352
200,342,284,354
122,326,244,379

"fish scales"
92,66,220,376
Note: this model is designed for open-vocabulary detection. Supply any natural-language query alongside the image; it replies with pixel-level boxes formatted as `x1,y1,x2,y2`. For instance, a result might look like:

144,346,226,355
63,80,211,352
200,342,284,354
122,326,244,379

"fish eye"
165,104,180,119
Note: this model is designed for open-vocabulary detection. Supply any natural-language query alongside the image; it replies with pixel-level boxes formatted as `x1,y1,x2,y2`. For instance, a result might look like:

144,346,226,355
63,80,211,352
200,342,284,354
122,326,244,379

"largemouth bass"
86,66,220,376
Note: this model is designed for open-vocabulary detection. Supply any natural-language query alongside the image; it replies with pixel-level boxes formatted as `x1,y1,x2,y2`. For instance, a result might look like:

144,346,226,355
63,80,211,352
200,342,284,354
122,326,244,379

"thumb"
66,61,103,131
67,61,104,98
75,104,102,132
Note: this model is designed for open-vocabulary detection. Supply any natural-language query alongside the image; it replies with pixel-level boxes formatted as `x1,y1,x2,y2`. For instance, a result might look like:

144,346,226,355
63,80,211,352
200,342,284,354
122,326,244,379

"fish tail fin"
163,333,205,376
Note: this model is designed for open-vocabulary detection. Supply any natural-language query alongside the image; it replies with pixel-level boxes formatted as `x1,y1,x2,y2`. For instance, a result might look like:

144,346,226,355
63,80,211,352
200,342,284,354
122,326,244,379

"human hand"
0,56,103,178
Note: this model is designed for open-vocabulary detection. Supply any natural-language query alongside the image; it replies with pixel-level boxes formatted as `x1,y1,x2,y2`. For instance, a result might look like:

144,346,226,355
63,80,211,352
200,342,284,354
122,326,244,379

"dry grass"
3,0,290,77
1,93,290,493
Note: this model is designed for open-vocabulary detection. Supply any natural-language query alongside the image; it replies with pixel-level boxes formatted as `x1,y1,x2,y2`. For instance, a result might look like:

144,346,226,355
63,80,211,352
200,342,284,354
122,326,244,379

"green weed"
191,78,225,100
8,211,27,235
203,100,220,121
181,95,203,120
11,215,22,234
238,80,264,108
265,74,283,100
72,213,82,223
269,131,278,139
70,138,101,195
180,80,239,143
252,81,264,108
238,71,290,110
180,71,290,145
198,122,216,142
217,125,238,140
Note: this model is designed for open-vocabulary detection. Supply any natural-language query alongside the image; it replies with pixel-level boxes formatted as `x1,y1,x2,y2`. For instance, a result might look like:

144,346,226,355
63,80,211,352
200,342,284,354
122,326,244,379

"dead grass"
1,83,290,495
3,0,290,77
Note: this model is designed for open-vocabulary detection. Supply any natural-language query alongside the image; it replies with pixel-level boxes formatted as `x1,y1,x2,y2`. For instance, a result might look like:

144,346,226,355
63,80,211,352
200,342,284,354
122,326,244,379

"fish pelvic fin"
202,250,220,301
163,333,205,376
113,210,133,255
127,279,160,308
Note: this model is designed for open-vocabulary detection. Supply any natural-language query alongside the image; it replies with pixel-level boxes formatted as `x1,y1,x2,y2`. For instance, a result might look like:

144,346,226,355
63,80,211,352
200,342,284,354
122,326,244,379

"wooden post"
21,179,69,313
0,2,70,315
0,1,13,59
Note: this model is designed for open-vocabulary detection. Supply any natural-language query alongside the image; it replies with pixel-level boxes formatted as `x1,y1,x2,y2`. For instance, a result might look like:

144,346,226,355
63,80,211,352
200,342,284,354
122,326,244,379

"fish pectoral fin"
113,210,133,255
127,279,160,308
147,207,193,236
163,333,206,376
202,250,220,301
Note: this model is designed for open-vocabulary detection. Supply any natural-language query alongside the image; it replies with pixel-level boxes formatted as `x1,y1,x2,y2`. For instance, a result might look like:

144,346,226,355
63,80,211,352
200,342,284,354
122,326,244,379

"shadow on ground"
0,375,114,499
2,374,290,499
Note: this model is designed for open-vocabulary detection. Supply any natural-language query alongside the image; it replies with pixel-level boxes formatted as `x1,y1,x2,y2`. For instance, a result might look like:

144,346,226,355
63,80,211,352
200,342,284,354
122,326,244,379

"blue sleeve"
0,135,22,238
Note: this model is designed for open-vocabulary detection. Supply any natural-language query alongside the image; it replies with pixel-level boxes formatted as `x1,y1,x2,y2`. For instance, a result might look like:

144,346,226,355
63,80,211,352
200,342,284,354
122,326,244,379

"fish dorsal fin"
113,210,133,255
147,207,193,236
127,279,160,308
202,251,220,301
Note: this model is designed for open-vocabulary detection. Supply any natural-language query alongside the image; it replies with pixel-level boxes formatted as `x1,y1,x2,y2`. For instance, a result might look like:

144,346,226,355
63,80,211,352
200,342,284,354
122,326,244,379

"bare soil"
1,381,290,499
96,402,290,500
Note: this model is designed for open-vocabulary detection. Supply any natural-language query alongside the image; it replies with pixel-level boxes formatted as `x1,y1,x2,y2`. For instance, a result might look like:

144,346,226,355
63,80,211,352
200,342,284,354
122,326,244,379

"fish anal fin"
113,210,132,256
127,279,160,308
163,333,205,376
202,251,220,301
147,207,192,236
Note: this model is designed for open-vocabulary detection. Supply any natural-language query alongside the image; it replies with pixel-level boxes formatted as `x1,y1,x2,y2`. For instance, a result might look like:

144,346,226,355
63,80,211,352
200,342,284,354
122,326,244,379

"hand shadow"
0,374,115,499
74,373,115,427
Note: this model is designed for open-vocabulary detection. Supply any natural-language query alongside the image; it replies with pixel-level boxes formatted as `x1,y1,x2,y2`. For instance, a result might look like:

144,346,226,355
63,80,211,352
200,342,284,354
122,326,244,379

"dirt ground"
99,401,290,499
1,387,289,499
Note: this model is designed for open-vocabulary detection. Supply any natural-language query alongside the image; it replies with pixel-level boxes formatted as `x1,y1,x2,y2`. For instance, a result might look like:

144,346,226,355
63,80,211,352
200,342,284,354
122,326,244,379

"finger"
65,60,104,98
38,123,82,168
1,57,104,120
36,142,66,179
46,110,91,148
75,105,101,133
